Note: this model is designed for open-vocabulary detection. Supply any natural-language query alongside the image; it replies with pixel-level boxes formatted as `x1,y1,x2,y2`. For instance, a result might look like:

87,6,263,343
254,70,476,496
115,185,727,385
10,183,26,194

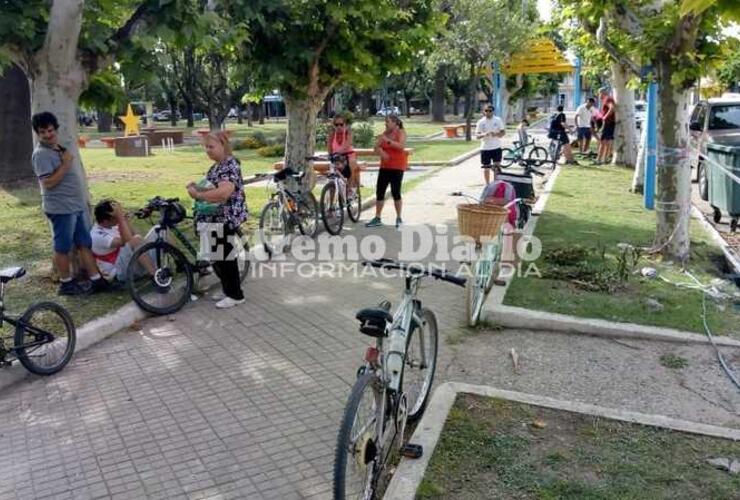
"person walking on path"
186,131,248,309
575,98,597,155
327,113,360,192
475,105,505,184
548,105,578,165
596,88,617,165
31,111,110,296
366,115,408,229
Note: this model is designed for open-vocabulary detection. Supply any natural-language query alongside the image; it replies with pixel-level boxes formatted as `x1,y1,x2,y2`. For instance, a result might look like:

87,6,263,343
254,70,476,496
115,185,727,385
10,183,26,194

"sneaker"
89,277,112,294
365,217,382,228
58,280,90,296
395,217,403,229
215,297,245,309
211,291,226,301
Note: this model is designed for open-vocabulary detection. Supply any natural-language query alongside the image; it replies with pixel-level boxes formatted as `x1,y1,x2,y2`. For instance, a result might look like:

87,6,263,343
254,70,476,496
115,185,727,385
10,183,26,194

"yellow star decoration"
119,104,140,137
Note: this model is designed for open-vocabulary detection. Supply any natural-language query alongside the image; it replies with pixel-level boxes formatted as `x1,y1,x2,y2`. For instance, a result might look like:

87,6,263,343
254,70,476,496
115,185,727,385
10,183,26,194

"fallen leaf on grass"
532,419,547,429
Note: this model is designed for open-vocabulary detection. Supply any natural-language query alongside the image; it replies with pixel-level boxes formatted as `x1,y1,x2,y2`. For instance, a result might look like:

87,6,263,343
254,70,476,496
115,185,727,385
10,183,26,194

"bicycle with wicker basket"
454,196,515,326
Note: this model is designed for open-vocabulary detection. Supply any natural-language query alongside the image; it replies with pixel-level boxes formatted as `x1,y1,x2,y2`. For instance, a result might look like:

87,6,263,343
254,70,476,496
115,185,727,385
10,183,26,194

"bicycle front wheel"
14,301,76,375
528,146,549,166
334,371,383,500
465,258,489,327
501,148,516,167
127,241,194,315
321,182,345,235
297,192,320,238
401,308,438,422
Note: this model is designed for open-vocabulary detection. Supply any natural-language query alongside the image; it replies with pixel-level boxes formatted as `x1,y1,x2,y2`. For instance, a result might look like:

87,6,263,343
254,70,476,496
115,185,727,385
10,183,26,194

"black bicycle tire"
321,182,345,235
347,187,362,223
259,200,287,255
234,226,251,284
501,148,516,168
528,146,549,166
127,241,193,315
400,308,438,422
297,192,320,238
333,371,382,500
14,301,76,375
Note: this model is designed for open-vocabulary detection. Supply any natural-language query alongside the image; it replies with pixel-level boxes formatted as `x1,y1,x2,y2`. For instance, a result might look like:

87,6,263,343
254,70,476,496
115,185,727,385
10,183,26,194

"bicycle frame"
326,161,348,205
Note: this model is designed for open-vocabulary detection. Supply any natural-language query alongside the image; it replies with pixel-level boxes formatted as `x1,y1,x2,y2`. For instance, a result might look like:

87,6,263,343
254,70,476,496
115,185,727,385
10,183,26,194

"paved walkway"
2,141,739,500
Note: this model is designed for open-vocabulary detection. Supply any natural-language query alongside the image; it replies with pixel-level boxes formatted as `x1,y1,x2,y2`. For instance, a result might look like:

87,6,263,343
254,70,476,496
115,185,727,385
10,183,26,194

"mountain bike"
258,168,319,256
333,259,465,500
501,138,548,168
309,153,362,235
0,267,75,375
126,197,251,315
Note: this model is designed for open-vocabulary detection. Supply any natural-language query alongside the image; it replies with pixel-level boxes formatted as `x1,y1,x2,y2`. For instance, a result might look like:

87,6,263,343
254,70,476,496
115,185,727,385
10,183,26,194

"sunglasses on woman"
334,122,345,127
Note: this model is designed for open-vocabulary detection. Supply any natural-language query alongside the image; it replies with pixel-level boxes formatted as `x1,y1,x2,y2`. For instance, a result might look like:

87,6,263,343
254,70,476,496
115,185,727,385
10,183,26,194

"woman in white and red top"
327,114,360,190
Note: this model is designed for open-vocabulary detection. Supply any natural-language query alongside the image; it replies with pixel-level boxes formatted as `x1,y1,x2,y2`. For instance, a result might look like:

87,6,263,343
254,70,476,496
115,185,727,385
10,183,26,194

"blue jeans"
46,211,92,253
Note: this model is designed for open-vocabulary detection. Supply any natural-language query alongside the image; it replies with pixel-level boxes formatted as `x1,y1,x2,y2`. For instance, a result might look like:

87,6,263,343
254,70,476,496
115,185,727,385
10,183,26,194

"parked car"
376,106,401,117
153,110,179,122
689,97,740,198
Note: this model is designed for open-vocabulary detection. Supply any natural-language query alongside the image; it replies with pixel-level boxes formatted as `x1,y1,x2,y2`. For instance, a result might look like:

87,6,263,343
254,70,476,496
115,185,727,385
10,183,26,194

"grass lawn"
0,139,475,327
504,163,740,338
417,393,740,500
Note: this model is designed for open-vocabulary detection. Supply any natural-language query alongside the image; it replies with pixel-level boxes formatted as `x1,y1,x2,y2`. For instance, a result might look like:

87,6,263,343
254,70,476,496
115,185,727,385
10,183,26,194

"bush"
315,121,333,146
351,121,375,148
234,132,268,150
269,130,287,146
256,144,285,157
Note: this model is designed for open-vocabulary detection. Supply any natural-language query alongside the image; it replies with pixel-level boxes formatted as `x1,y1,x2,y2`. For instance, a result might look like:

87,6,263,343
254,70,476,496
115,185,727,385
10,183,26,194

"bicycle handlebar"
362,258,466,287
134,196,181,219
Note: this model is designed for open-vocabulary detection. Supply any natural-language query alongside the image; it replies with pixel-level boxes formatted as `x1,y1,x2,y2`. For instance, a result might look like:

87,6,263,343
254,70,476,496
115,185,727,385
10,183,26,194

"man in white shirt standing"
574,97,597,155
475,104,505,184
90,200,155,283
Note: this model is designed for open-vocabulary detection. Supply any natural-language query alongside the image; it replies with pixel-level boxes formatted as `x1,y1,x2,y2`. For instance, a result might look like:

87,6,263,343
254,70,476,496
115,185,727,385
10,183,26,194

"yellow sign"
503,39,574,75
119,104,140,137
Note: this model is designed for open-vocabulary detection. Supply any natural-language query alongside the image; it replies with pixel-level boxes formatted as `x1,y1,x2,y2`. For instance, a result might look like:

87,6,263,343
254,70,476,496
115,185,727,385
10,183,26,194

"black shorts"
481,148,502,168
376,169,404,201
549,130,569,145
601,122,615,141
577,127,592,140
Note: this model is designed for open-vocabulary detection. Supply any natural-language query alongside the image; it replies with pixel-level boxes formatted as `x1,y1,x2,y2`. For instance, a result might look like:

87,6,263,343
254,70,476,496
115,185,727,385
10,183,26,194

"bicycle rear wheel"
14,301,76,375
321,182,345,235
334,371,383,500
347,186,362,223
297,192,320,238
501,148,516,167
127,241,194,315
401,308,438,422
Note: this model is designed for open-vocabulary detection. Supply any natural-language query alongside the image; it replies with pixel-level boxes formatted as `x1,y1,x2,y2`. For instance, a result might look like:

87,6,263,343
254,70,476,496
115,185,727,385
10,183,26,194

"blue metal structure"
644,80,659,210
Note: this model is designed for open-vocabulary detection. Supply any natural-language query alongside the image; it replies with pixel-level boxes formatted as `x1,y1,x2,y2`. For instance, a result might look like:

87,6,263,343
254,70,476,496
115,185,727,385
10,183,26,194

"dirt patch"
418,393,740,499
87,171,162,182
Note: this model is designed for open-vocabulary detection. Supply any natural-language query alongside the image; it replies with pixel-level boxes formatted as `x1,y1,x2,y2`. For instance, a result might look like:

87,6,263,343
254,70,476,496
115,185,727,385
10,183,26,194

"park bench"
442,123,469,138
100,137,116,148
194,128,233,138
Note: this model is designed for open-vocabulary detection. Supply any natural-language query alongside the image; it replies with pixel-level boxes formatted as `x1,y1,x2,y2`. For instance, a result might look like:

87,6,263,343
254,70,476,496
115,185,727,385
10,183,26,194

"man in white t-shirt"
574,97,597,154
475,104,505,184
91,200,155,282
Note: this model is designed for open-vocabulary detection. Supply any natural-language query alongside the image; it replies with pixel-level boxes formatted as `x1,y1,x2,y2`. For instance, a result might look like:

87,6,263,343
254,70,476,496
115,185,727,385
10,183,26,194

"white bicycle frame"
383,275,425,392
326,160,348,205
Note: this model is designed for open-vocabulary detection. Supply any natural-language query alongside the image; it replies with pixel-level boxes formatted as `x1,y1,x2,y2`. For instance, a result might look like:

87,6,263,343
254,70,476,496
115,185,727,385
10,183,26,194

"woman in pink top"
327,113,360,190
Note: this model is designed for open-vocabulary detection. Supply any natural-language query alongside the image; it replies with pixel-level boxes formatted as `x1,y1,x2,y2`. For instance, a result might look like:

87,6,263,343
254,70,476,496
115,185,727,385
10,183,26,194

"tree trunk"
97,110,112,132
284,93,327,190
237,105,243,124
432,65,446,122
168,95,178,127
184,99,194,127
655,63,692,262
453,96,460,116
464,66,477,142
404,96,412,118
632,122,648,193
0,64,33,185
246,102,253,127
611,62,638,167
258,100,265,124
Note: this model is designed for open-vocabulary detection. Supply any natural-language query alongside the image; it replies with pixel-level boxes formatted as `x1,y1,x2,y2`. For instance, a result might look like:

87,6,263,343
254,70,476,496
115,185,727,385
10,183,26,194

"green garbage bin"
705,140,740,232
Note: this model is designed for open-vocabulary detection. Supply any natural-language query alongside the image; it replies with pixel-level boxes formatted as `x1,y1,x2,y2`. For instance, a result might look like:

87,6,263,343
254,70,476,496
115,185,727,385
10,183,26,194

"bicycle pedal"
400,443,423,459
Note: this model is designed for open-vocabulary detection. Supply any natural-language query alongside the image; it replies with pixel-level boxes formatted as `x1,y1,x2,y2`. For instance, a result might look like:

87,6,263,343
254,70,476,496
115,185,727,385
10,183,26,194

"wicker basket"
457,203,508,243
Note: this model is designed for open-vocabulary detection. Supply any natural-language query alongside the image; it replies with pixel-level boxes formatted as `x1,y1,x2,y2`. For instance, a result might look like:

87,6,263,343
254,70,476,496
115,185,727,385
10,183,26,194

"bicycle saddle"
0,266,25,283
356,301,393,338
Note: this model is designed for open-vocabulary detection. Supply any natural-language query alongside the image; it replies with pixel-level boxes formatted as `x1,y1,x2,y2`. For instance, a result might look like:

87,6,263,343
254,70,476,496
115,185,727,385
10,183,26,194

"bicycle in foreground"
308,153,362,235
0,267,75,375
333,258,465,500
258,167,319,256
127,197,251,315
501,137,549,168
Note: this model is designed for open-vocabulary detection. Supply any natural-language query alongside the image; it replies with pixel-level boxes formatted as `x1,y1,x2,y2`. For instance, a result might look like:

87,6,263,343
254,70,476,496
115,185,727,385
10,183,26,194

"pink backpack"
480,180,518,227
